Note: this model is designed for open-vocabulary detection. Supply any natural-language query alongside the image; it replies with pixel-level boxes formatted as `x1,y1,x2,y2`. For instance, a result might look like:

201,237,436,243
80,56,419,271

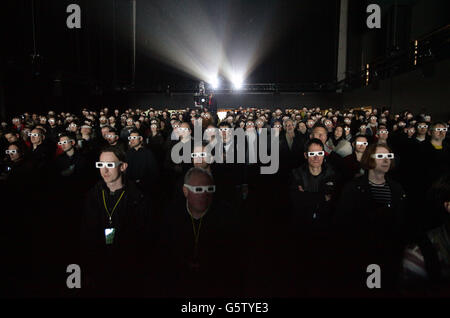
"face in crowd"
101,127,110,139
377,127,389,141
297,122,307,134
334,126,343,140
372,146,393,174
183,170,215,213
58,136,75,153
354,136,368,154
98,151,128,185
30,128,45,146
284,120,295,133
106,131,119,145
178,123,191,140
245,121,255,132
128,132,143,148
6,144,21,162
4,132,19,144
429,123,448,142
81,125,92,136
191,145,211,169
305,142,325,169
310,126,328,145
416,122,428,136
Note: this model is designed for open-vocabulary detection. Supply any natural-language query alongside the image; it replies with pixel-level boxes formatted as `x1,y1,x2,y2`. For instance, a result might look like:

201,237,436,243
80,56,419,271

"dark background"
0,0,449,118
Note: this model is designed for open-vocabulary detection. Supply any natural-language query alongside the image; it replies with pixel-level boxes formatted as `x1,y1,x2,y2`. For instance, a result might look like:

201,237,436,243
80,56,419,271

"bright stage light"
232,75,243,90
209,77,220,90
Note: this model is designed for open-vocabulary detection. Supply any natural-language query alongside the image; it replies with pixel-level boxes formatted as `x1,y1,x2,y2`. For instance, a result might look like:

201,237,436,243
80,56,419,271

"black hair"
99,145,127,163
219,122,232,128
305,138,324,152
59,132,76,141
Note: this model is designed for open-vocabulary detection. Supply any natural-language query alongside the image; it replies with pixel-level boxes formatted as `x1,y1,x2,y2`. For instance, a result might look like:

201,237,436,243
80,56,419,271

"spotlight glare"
232,75,243,90
210,78,220,90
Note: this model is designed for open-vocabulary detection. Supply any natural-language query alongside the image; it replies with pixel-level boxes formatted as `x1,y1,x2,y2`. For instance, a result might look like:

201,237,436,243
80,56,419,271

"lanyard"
102,190,125,225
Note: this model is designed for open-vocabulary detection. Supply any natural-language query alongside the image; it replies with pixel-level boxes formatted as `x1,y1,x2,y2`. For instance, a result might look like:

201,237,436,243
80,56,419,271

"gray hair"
184,167,214,185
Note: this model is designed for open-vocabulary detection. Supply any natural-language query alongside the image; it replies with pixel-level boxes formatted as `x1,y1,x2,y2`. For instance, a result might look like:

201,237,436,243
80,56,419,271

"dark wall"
342,58,450,120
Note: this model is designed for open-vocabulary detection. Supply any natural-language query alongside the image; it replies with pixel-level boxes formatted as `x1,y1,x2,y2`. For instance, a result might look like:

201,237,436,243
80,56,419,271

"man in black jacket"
55,133,88,180
289,138,338,232
156,167,244,297
126,129,159,196
80,146,153,297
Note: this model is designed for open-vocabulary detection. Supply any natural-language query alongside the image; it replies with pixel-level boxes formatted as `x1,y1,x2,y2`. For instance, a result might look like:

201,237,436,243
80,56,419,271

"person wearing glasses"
126,129,158,196
156,167,243,297
334,143,407,294
415,121,429,143
0,142,31,182
29,127,53,170
342,135,369,182
80,146,152,297
413,122,450,232
54,133,87,179
105,127,127,153
289,138,338,232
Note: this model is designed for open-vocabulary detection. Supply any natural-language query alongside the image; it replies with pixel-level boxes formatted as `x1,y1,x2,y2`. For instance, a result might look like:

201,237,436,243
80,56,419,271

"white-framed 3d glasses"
273,125,282,128
128,136,141,140
308,151,325,157
95,161,122,168
28,133,41,137
178,127,189,132
5,150,17,154
417,125,428,129
219,128,231,132
58,140,73,145
371,153,394,159
356,141,368,146
183,184,216,194
191,152,207,158
106,134,117,138
378,130,389,134
432,127,448,132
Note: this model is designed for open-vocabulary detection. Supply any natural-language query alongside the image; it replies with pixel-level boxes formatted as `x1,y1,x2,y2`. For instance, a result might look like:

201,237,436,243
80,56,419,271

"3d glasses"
183,184,216,194
371,153,394,159
57,140,73,145
95,161,122,168
308,151,325,157
191,152,207,158
128,136,141,140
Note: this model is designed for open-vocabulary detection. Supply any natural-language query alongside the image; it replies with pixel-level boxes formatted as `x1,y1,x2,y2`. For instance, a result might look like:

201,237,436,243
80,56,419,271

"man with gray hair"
155,167,244,297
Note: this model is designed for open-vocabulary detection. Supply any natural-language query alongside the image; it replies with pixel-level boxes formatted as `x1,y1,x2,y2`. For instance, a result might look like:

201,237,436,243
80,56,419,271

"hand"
325,194,332,201
298,185,304,192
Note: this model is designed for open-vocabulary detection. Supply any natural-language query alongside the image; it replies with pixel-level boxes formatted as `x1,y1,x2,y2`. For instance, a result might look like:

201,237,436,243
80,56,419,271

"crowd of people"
0,105,449,297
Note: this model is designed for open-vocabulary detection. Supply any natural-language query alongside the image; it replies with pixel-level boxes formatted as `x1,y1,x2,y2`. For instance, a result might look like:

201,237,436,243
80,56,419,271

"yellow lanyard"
102,190,125,225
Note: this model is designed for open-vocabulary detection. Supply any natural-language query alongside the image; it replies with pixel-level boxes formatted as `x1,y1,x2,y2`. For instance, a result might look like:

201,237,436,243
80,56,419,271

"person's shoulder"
386,176,406,195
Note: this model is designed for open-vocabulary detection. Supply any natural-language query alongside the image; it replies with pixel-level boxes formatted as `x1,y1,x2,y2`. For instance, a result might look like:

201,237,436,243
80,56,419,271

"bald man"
156,167,244,297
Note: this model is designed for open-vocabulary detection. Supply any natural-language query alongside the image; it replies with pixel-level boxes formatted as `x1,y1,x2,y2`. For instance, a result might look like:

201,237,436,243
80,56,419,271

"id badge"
105,228,115,245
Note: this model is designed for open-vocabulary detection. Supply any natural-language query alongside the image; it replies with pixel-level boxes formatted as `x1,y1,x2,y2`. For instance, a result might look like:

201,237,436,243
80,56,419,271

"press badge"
105,228,115,245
